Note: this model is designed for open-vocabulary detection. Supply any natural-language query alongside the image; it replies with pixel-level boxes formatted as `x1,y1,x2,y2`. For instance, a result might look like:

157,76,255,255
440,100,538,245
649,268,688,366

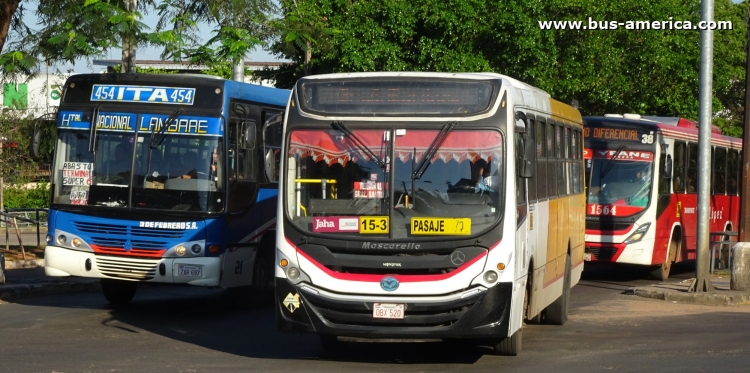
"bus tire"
525,268,542,324
545,253,570,325
493,328,522,356
650,239,676,281
247,246,275,307
101,279,137,307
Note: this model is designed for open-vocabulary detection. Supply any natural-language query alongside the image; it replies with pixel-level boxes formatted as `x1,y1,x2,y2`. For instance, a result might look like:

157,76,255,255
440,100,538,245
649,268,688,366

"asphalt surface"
3,259,748,306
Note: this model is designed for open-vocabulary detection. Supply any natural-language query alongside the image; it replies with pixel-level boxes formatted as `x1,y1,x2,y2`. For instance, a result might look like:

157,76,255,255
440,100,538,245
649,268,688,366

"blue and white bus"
43,74,290,306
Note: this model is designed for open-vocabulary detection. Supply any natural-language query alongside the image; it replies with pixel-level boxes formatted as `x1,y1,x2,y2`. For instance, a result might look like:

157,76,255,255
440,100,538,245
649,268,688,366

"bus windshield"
586,149,654,214
51,111,224,213
285,127,504,239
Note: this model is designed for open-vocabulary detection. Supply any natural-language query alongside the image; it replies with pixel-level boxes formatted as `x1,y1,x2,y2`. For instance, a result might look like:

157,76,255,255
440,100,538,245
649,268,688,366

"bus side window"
547,122,555,198
262,113,283,183
536,120,547,200
527,119,537,202
728,149,739,195
713,147,726,194
673,142,686,193
687,143,698,193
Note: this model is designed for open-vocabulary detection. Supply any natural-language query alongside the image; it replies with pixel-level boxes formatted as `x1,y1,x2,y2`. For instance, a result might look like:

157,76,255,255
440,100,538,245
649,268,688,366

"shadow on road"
8,285,485,364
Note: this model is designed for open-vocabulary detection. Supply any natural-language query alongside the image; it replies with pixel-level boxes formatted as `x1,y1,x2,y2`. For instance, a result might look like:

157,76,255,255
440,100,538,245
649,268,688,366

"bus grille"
585,247,618,261
74,221,186,239
302,290,481,328
96,257,159,280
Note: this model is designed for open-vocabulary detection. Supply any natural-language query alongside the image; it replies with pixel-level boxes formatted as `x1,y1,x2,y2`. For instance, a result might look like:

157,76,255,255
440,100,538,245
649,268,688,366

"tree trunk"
121,0,138,73
0,0,22,54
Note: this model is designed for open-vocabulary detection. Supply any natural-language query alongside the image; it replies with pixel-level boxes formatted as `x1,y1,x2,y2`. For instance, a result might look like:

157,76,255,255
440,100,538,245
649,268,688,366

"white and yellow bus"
274,72,585,355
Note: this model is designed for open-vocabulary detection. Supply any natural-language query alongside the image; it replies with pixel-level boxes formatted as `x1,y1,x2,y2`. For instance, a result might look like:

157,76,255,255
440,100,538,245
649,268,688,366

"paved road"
0,262,748,373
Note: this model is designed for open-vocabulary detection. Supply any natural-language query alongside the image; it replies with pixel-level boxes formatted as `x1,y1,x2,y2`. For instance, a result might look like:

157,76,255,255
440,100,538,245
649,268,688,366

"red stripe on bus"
287,237,490,283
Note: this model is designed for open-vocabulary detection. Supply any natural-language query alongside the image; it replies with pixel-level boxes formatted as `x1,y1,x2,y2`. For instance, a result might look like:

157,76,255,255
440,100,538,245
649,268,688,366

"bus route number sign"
360,216,389,234
410,218,471,235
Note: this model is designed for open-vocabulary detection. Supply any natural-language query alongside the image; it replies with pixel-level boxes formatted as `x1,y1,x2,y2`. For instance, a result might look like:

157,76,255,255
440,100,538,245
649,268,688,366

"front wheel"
545,253,571,325
650,239,677,281
100,279,138,307
493,328,522,356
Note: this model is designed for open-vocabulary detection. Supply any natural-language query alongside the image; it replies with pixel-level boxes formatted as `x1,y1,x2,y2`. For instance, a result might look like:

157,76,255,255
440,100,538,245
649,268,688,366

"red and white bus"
275,72,586,356
583,114,741,280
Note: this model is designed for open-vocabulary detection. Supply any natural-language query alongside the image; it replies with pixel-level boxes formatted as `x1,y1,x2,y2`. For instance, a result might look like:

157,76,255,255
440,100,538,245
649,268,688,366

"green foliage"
3,183,50,209
0,114,46,186
269,0,748,135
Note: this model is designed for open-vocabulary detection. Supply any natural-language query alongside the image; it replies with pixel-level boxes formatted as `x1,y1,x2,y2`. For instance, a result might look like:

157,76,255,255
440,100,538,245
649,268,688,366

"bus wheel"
247,248,274,307
493,328,522,356
525,269,542,324
545,253,571,325
650,239,676,281
100,279,137,307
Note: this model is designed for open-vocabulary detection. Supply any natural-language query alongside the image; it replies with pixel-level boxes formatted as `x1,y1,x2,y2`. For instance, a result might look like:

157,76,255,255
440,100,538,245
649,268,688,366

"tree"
266,0,747,132
0,0,278,80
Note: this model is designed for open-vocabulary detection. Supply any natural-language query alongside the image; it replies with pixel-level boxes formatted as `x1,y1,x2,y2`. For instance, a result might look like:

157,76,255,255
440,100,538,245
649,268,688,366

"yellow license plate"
410,218,471,235
359,216,389,234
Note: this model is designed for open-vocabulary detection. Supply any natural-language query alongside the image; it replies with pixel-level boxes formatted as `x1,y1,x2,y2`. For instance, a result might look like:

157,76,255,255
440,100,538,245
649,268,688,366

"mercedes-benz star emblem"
450,251,466,266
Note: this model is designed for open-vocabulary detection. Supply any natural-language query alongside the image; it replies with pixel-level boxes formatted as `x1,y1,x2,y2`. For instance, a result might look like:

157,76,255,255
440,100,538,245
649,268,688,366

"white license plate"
373,303,405,319
177,264,203,277
584,253,592,261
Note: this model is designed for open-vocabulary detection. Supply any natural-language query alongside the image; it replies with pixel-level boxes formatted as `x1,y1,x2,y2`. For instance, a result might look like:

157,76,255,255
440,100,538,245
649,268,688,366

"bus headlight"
175,245,187,256
191,244,202,254
72,238,82,247
46,234,52,244
484,271,498,283
57,235,67,245
287,267,300,280
624,223,651,244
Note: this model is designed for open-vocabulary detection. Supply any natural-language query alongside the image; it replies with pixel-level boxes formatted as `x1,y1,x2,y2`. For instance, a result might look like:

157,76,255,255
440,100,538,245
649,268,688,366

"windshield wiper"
144,109,183,185
87,105,101,152
331,121,386,168
600,145,627,179
150,109,183,149
412,121,456,180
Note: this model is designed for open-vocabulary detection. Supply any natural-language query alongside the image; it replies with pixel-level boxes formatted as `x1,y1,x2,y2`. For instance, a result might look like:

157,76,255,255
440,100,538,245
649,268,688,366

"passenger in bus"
629,167,651,206
686,171,697,193
111,143,131,175
175,151,200,179
473,159,494,194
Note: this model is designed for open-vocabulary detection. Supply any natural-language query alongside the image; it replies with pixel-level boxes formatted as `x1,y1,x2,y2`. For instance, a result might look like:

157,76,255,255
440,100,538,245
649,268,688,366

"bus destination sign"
90,84,196,105
583,126,654,144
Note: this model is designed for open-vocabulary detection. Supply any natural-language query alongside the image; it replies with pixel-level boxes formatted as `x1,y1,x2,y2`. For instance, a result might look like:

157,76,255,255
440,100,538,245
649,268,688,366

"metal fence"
0,208,48,247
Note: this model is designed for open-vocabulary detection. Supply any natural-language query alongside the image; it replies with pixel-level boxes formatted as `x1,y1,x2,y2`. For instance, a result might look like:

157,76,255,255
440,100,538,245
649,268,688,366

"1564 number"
589,204,617,216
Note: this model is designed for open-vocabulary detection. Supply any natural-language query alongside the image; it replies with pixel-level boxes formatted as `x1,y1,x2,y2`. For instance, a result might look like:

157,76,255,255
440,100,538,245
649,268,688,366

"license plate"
584,253,592,261
177,264,203,277
373,303,405,319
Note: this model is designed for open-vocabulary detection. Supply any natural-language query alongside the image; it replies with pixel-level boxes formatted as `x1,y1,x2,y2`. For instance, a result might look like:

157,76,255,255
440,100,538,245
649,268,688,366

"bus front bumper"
275,278,512,339
44,245,221,286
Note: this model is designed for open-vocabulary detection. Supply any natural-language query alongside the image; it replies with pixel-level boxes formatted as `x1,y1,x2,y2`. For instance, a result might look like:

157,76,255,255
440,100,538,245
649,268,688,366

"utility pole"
689,0,716,293
733,1,750,292
740,0,750,243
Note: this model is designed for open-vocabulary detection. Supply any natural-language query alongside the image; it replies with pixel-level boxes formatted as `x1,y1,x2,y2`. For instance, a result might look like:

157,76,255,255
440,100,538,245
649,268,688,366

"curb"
0,259,101,301
3,258,45,269
0,281,101,301
628,286,750,306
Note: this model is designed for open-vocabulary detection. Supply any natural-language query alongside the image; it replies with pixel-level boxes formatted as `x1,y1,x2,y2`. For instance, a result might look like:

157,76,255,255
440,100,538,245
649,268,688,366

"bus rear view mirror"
242,121,257,150
663,155,672,179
